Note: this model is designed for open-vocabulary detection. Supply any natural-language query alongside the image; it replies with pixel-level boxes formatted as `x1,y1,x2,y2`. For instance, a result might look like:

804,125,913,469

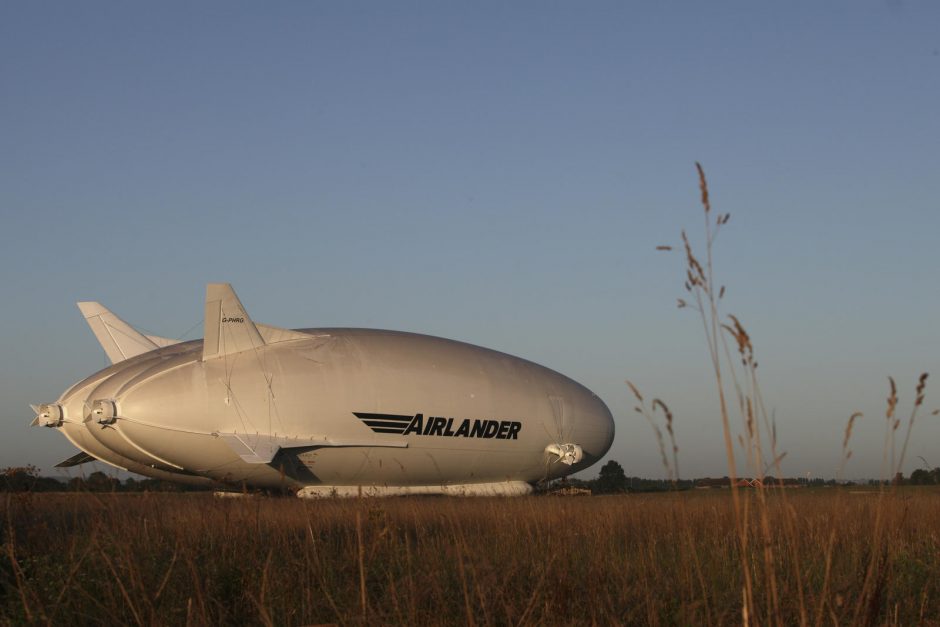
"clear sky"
2,2,939,481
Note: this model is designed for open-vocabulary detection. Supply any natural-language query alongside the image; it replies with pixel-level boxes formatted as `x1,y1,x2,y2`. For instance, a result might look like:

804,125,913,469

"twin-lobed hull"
35,285,614,495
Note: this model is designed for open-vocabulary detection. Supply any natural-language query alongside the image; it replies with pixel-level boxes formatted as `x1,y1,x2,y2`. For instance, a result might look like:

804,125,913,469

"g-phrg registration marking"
354,412,522,440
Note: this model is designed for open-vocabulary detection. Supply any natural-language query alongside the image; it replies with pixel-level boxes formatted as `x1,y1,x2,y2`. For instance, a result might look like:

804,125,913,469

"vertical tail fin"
77,302,159,363
202,283,265,360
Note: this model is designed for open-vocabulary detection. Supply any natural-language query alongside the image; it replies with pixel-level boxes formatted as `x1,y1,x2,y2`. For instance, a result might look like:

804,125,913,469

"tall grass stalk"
667,164,935,626
668,163,785,623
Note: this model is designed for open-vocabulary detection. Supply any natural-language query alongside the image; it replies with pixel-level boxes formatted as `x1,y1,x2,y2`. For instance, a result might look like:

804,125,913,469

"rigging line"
125,322,161,338
245,331,287,434
249,346,270,401
226,373,250,432
217,315,276,436
101,321,127,360
239,331,269,433
249,330,267,365
222,322,237,385
265,373,279,436
102,319,157,351
99,313,159,339
218,323,245,431
256,365,286,435
229,373,258,434
177,318,204,341
265,372,273,436
222,379,251,434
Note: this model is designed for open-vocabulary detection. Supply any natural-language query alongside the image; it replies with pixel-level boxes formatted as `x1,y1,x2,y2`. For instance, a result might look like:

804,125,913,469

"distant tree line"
908,467,940,485
546,460,698,494
0,466,209,493
4,461,940,494
545,460,940,494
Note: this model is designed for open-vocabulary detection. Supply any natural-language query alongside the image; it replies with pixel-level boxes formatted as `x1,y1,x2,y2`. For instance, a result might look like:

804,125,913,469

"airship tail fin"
203,283,266,360
55,451,97,468
77,301,161,364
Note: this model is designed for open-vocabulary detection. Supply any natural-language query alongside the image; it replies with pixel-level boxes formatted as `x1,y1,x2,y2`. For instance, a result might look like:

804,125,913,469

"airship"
31,284,614,496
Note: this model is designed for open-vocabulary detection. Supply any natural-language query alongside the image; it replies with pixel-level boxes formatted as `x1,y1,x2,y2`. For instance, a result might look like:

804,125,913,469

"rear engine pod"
90,399,118,425
35,404,64,427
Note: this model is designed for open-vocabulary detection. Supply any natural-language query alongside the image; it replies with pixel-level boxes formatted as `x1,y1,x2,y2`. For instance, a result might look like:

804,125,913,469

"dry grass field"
2,488,939,625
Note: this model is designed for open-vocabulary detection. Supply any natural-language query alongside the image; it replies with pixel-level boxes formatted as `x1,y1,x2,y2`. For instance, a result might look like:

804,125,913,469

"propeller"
29,403,63,428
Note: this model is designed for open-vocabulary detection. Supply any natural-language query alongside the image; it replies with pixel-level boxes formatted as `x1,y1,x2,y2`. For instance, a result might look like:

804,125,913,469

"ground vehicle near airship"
31,284,614,496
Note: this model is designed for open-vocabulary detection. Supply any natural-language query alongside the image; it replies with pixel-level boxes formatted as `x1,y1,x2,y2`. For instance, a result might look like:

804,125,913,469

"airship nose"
573,395,615,467
542,389,615,476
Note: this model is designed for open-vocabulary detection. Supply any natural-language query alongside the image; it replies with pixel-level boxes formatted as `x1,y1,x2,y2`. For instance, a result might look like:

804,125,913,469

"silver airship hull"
33,284,614,495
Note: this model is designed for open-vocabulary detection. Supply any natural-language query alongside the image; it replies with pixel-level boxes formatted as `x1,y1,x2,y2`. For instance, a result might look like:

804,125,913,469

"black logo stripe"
362,420,408,429
354,412,413,434
353,412,412,422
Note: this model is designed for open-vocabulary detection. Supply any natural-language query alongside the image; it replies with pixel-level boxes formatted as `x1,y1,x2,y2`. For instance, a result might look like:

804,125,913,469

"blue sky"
2,2,939,481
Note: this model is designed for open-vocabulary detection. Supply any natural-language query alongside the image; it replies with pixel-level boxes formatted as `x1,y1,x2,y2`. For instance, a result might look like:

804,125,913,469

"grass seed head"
915,372,928,406
695,161,711,214
843,412,862,450
653,399,674,435
681,231,707,287
625,380,644,402
722,314,754,363
886,377,898,421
